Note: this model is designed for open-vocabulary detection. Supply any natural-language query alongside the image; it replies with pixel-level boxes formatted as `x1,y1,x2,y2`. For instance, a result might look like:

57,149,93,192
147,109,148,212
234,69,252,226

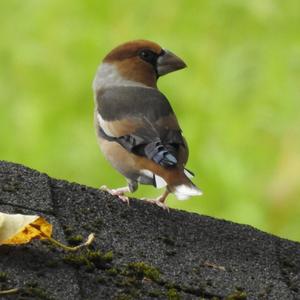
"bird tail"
173,169,203,200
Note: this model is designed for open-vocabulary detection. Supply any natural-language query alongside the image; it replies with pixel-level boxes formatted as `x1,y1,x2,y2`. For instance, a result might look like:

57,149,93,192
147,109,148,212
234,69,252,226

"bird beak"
156,49,187,76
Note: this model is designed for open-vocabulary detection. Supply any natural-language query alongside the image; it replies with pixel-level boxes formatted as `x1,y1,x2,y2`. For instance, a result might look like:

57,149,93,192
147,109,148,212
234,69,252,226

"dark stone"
0,161,299,299
0,161,53,212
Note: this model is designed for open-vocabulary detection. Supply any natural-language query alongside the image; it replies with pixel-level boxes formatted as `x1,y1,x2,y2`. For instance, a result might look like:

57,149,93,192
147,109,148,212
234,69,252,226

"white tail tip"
174,184,203,201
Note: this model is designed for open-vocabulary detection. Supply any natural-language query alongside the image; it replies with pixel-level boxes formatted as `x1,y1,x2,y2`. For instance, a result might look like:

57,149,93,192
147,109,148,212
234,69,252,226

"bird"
93,40,202,209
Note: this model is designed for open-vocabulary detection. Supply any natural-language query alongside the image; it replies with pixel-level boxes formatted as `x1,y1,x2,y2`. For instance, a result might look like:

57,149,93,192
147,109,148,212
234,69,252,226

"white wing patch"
140,170,167,189
154,174,168,189
184,168,194,179
97,113,114,136
140,169,153,178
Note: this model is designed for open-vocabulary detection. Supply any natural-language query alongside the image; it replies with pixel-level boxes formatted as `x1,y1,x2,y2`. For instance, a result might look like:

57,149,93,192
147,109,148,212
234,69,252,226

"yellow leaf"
0,213,52,245
0,212,95,251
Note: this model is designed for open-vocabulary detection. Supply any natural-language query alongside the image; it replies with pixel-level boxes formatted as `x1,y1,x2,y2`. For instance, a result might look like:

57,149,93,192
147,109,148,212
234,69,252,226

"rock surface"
0,161,299,300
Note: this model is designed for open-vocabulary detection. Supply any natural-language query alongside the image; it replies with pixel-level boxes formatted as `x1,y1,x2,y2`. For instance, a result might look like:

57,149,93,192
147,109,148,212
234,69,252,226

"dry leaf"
0,212,94,251
0,213,52,245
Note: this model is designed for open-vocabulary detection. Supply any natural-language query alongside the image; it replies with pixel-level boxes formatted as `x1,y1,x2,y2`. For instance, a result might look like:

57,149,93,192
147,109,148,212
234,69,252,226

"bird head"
95,40,187,89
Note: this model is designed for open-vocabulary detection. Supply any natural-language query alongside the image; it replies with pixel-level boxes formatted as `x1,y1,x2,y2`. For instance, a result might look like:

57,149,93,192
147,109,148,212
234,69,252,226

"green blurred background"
1,0,299,241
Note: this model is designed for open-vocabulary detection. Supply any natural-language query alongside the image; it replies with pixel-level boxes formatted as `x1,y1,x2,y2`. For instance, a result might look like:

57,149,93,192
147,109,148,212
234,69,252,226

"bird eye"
140,50,150,58
138,49,157,65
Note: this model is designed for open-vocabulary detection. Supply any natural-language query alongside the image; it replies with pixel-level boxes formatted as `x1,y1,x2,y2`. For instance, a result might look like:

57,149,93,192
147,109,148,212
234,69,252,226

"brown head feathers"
100,40,186,88
103,40,162,63
102,40,164,87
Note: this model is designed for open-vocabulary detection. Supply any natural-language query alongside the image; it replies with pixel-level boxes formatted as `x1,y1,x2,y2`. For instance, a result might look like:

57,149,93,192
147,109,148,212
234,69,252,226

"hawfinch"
93,40,202,209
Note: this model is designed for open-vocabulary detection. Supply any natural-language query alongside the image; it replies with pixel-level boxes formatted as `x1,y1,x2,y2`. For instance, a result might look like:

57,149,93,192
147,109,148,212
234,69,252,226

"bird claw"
142,198,169,211
100,186,130,205
114,193,130,205
100,185,109,191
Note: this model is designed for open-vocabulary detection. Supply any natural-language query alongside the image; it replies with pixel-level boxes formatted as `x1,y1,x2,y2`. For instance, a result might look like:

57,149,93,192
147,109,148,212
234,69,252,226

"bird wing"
96,86,188,168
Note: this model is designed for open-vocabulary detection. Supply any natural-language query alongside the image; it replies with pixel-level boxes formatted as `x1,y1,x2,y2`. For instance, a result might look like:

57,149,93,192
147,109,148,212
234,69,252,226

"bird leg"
100,180,137,205
100,185,130,204
143,190,170,211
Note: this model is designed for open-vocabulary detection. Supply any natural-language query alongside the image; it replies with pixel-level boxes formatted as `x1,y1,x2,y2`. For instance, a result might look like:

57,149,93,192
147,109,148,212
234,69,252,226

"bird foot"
142,196,169,211
100,185,130,205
